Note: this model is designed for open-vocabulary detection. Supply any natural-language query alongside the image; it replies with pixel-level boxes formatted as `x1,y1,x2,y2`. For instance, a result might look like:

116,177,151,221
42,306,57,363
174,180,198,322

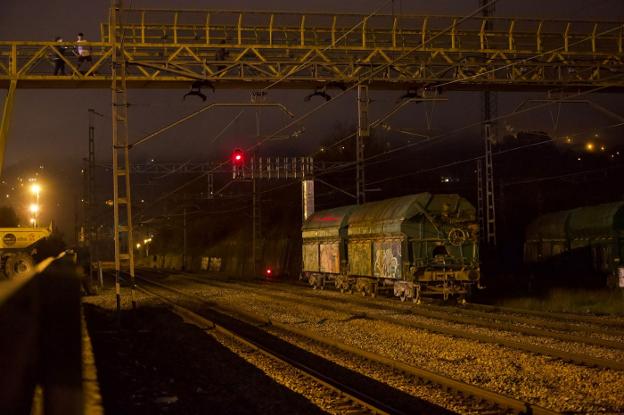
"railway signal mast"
110,0,137,312
86,108,103,288
479,0,498,247
356,85,370,205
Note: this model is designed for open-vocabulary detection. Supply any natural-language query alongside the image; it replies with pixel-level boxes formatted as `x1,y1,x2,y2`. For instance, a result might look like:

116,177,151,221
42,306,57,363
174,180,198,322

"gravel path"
159,274,624,414
83,289,329,415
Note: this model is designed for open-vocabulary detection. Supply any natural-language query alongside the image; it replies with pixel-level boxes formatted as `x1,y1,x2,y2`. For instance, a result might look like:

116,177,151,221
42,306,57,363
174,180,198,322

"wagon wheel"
370,285,377,298
448,228,467,246
412,286,421,304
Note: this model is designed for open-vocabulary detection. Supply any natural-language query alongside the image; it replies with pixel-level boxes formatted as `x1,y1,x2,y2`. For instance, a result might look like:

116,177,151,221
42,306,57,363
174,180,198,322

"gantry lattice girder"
1,9,623,90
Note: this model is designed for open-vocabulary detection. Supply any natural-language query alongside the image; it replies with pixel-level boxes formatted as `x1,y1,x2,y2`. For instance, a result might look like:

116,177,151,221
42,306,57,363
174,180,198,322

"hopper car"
301,193,480,303
525,201,624,288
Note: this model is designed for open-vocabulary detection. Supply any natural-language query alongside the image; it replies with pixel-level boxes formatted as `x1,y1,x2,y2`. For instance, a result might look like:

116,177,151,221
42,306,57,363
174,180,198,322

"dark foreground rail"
134,279,406,415
0,252,88,415
137,274,559,415
174,274,624,370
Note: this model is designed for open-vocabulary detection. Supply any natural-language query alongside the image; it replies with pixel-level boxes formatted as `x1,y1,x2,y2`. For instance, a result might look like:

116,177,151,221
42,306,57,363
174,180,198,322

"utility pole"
476,159,484,239
302,174,315,222
206,173,214,199
87,109,103,288
182,207,187,271
483,123,497,246
356,85,369,205
251,176,261,276
111,0,136,312
251,90,265,276
480,0,497,247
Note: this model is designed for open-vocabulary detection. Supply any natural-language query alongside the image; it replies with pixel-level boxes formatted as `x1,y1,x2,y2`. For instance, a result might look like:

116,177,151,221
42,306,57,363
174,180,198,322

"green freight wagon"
301,205,356,290
301,193,480,303
525,201,624,288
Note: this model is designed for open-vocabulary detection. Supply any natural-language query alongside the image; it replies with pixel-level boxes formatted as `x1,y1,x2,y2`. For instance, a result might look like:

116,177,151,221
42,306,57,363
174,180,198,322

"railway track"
460,303,624,330
135,278,402,415
245,276,624,337
291,285,624,349
424,303,624,339
170,273,624,371
150,270,622,337
134,272,559,415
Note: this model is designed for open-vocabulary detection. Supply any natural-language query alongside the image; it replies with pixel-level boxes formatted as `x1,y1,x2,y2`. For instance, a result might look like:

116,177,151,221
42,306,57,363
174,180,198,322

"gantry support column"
356,85,369,205
480,0,498,247
0,80,17,175
251,175,261,276
302,178,315,222
87,109,102,288
483,123,497,246
111,0,136,312
476,159,484,240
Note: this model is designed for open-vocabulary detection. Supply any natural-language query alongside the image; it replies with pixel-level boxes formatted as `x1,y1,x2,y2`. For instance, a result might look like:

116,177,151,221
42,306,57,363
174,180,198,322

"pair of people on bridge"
52,33,92,75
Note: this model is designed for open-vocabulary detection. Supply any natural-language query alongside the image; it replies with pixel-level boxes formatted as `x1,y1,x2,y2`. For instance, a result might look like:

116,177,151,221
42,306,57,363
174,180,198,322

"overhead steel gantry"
0,9,622,169
1,10,623,91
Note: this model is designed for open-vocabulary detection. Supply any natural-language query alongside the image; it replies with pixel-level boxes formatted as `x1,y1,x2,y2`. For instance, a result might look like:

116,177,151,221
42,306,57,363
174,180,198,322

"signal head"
232,148,245,165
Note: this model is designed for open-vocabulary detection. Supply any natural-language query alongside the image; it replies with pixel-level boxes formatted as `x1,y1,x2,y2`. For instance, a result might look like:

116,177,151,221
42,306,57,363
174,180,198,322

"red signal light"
232,148,244,165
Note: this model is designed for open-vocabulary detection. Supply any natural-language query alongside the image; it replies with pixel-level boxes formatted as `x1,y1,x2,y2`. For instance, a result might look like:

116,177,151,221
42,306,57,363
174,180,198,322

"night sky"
1,0,623,238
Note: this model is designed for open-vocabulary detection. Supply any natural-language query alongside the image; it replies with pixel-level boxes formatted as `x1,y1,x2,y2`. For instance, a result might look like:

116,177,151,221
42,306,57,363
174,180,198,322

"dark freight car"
301,193,480,303
525,201,624,288
302,205,356,278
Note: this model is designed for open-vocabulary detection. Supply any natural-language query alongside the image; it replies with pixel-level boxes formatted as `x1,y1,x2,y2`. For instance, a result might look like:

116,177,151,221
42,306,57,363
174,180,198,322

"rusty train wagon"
302,204,356,286
302,193,480,303
525,201,624,288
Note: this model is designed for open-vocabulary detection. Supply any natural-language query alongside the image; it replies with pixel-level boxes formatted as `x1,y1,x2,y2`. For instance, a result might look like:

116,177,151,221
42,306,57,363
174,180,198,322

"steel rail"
135,273,560,415
405,305,624,350
171,274,624,370
145,269,624,338
422,303,624,336
461,303,624,329
145,270,624,338
134,279,401,415
176,273,624,345
298,283,624,349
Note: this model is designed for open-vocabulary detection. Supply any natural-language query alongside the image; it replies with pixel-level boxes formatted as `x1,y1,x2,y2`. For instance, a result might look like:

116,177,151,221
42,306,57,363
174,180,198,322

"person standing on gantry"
75,32,92,73
52,37,67,75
